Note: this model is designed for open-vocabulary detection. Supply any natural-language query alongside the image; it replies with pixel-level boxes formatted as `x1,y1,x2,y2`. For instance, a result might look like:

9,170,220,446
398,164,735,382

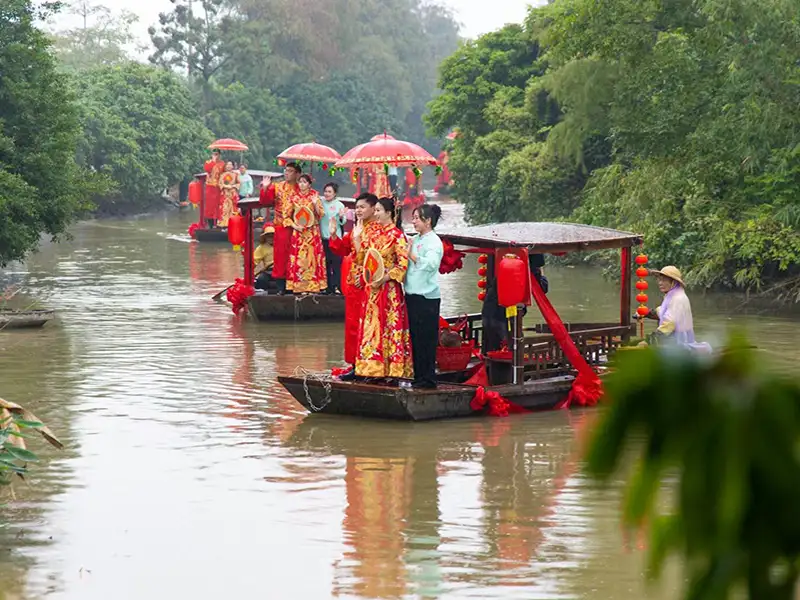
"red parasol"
277,141,341,163
335,133,438,168
209,138,249,151
371,133,396,141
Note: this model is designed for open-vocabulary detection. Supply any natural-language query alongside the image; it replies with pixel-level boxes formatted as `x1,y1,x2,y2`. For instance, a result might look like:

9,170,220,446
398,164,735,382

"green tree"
0,0,99,266
585,334,800,599
74,62,212,212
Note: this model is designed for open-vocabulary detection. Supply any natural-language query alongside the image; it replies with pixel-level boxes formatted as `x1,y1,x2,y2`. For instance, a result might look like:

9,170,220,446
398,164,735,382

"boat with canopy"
277,221,645,420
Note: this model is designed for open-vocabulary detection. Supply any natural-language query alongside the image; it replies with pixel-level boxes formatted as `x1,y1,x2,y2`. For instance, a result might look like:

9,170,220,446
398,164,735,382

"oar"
211,266,268,302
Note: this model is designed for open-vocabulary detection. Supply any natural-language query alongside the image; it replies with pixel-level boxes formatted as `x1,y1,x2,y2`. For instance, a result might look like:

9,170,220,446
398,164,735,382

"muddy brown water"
1,203,798,599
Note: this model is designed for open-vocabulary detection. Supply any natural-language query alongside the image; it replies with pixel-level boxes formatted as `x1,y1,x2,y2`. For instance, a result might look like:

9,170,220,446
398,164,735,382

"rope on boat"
292,293,321,320
292,366,333,412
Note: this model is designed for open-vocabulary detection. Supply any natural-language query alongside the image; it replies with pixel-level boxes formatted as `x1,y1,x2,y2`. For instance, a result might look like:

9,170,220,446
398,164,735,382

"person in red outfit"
328,193,377,379
203,150,225,228
259,162,301,295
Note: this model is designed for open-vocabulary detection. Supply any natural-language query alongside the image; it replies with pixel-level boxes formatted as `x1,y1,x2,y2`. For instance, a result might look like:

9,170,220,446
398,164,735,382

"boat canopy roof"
438,222,643,253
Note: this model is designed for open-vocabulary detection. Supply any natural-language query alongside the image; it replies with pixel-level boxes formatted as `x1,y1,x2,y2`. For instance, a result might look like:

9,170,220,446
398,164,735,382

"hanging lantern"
478,266,487,277
634,251,649,336
497,253,527,308
477,278,487,289
188,180,202,207
478,254,488,264
227,213,246,252
478,291,486,302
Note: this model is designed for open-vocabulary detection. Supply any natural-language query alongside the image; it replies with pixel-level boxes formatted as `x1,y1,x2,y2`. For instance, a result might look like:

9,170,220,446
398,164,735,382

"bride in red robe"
354,197,413,380
286,174,327,294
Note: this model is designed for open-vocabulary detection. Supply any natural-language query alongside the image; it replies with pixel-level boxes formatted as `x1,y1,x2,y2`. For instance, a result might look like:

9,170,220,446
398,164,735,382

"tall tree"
50,1,142,71
0,0,101,266
148,0,233,111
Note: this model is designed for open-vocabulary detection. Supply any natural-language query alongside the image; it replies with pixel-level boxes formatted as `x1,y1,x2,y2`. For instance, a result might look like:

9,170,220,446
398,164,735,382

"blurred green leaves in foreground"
585,332,800,600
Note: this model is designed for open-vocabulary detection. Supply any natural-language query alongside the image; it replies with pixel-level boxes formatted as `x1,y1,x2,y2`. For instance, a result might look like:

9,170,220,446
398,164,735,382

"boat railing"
523,325,631,367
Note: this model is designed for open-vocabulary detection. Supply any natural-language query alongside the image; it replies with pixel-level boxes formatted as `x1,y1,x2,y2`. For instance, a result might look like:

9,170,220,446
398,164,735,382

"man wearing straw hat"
641,265,710,351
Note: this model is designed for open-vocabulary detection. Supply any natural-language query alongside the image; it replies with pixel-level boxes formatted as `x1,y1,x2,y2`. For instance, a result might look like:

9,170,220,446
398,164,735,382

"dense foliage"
0,0,99,266
428,0,800,297
585,334,800,599
74,62,212,213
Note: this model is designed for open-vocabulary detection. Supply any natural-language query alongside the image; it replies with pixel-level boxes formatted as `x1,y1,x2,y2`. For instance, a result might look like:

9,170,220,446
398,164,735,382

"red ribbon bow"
226,278,255,315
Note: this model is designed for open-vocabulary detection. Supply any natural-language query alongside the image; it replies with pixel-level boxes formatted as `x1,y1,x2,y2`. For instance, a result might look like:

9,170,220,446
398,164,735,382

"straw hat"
259,225,275,243
650,265,685,287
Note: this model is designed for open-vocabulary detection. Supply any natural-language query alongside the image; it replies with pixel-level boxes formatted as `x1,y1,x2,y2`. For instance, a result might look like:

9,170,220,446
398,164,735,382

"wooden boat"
0,309,55,329
248,292,345,321
278,221,643,421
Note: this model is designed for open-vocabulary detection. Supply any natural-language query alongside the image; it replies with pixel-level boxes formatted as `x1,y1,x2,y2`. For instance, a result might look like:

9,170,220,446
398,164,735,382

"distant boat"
0,309,55,330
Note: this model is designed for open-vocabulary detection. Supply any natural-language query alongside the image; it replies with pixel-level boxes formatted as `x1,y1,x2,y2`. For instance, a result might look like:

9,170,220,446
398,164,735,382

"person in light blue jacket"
405,203,444,389
320,182,347,294
238,164,254,198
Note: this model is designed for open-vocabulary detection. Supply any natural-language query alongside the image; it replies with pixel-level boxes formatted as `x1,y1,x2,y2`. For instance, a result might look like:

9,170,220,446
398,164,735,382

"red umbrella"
371,133,395,141
335,134,438,168
277,142,341,163
209,138,249,151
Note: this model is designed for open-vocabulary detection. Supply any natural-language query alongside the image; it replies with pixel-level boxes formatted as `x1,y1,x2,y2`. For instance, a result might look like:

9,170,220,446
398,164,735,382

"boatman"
203,149,225,228
259,162,301,295
640,265,711,352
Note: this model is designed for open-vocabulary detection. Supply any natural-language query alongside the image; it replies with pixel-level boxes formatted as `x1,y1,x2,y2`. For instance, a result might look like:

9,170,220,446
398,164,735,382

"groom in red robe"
328,193,376,377
259,162,301,295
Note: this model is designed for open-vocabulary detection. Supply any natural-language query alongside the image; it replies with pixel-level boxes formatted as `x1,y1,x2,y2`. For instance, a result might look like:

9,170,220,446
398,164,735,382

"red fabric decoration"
226,278,255,315
331,366,352,378
188,222,200,239
439,239,465,274
470,386,528,417
464,363,489,386
439,316,451,329
528,275,603,409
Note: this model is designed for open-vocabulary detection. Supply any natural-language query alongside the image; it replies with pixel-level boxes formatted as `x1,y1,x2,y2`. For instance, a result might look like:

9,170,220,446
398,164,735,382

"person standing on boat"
405,204,444,389
285,174,327,294
330,194,378,380
320,182,347,295
238,164,254,198
253,226,275,291
217,161,240,228
259,162,301,295
203,149,225,228
641,266,711,351
354,197,413,381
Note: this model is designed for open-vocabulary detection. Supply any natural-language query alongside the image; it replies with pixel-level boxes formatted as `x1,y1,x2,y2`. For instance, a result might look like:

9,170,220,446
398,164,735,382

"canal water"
1,204,798,599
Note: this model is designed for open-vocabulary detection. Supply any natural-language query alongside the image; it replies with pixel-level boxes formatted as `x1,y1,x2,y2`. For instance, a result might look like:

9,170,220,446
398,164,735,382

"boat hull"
194,222,264,243
248,293,345,321
277,374,575,421
0,309,55,329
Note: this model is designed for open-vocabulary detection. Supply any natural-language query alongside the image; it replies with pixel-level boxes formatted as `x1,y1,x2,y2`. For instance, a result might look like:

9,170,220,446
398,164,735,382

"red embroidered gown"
259,180,298,280
203,158,225,221
285,189,326,294
355,223,413,379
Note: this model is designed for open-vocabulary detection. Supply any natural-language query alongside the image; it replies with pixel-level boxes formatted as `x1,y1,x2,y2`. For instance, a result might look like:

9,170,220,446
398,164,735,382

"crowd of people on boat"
254,161,445,389
203,149,255,228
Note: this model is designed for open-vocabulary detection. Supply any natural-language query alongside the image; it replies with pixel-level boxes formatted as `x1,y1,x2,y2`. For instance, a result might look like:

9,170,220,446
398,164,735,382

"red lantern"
477,254,488,264
497,253,527,307
636,267,649,278
478,291,486,302
636,280,648,291
636,306,649,317
477,278,487,289
636,293,648,304
227,213,246,251
635,254,648,265
188,180,202,206
477,266,487,277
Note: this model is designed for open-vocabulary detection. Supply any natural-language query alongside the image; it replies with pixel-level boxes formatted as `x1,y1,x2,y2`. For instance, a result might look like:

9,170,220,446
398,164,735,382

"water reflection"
0,207,795,599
